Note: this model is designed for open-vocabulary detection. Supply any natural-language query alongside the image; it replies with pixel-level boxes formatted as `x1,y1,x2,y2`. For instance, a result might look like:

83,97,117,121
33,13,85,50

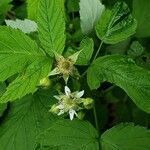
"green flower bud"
39,77,52,89
49,104,59,114
69,24,73,30
83,98,94,109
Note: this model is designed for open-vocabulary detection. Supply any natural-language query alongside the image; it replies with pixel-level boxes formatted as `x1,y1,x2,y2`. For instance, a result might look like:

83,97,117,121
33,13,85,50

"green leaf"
0,104,7,117
106,38,131,55
0,83,6,117
80,0,105,35
27,0,40,21
127,41,144,58
0,26,43,82
0,0,12,13
0,58,51,103
0,91,57,150
133,0,150,37
96,2,137,44
76,38,94,65
38,120,99,150
101,123,150,150
87,55,150,113
67,0,79,13
37,0,66,56
0,0,12,23
0,26,51,102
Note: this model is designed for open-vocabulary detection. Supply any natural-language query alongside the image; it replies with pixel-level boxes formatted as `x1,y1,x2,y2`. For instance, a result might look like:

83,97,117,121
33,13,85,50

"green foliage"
127,41,144,58
37,0,66,56
27,0,40,21
96,2,137,44
106,39,130,55
79,0,105,35
76,37,94,65
133,0,150,37
38,120,99,149
0,83,6,116
0,26,50,102
67,0,79,13
101,123,150,150
0,91,57,150
87,55,150,113
0,58,51,103
0,0,150,149
0,103,6,117
0,26,42,82
0,0,12,23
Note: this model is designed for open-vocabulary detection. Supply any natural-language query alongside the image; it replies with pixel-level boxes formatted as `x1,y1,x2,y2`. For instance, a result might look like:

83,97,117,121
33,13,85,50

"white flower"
51,86,84,120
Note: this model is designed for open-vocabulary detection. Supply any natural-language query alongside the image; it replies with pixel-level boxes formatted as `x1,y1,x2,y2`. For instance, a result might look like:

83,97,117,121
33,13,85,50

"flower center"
57,58,74,75
63,97,76,109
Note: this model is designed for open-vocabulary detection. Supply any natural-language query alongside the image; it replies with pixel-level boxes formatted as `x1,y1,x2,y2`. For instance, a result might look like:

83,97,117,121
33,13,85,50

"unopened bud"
69,24,73,30
39,77,52,89
49,104,59,114
83,98,94,109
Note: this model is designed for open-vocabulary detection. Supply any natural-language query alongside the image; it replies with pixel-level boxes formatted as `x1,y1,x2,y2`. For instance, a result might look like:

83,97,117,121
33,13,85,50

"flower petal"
65,86,71,96
69,109,77,120
76,90,84,98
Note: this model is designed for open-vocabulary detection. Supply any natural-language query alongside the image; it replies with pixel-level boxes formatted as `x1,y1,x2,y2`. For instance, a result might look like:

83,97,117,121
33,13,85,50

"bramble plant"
0,0,150,149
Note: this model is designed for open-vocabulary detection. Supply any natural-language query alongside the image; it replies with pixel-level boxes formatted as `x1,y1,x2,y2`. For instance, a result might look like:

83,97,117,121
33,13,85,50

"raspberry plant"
0,0,150,149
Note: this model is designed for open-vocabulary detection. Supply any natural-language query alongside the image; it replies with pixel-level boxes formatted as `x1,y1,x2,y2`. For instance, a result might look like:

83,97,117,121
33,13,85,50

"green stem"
93,104,99,133
93,41,103,62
